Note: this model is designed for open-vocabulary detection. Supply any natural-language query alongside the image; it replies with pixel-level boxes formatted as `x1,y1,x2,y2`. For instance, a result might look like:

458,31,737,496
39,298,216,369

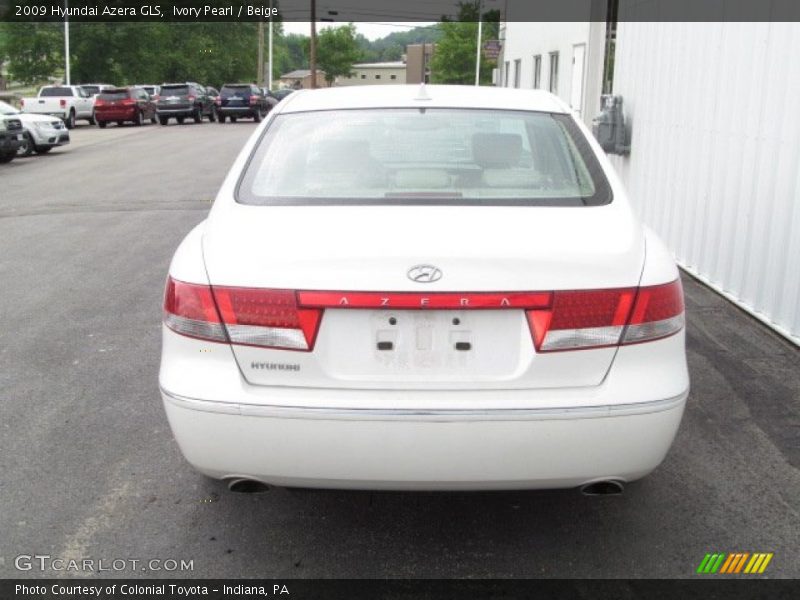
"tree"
315,23,360,86
429,1,499,85
0,23,63,85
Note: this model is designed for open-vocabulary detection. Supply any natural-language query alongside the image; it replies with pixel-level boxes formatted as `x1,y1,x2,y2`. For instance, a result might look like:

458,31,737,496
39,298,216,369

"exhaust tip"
227,478,270,494
580,480,624,496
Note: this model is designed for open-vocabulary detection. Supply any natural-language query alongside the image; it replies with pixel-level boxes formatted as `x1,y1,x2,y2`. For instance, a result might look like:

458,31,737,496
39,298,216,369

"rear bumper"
0,133,23,153
96,108,137,121
161,387,687,490
28,126,69,147
218,107,257,116
156,108,194,117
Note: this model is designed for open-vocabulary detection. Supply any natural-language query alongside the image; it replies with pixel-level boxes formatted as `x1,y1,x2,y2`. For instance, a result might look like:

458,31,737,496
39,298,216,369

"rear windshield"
237,109,612,207
221,85,252,96
141,86,156,95
40,87,73,97
99,90,130,101
160,86,189,96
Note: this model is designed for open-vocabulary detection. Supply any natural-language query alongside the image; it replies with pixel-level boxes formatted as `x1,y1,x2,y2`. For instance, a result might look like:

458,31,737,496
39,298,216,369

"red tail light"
526,280,684,352
163,278,227,343
122,98,137,106
214,98,221,105
20,99,25,107
187,95,196,101
249,95,259,105
163,277,321,351
59,99,66,108
153,95,160,101
164,278,684,353
94,98,106,107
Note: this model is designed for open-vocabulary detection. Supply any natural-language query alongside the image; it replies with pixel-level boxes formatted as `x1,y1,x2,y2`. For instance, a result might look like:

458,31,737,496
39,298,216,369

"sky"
281,22,437,41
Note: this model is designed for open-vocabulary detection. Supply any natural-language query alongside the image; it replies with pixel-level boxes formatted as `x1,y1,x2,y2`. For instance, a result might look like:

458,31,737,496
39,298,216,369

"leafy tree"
315,23,360,86
430,1,499,85
0,22,63,85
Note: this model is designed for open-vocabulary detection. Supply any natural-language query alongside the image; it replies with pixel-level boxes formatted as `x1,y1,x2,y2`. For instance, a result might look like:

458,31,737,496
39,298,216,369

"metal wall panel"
609,21,800,345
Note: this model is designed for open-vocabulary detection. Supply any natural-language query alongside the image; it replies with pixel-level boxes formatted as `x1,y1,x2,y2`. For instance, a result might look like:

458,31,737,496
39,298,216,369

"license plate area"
316,309,529,382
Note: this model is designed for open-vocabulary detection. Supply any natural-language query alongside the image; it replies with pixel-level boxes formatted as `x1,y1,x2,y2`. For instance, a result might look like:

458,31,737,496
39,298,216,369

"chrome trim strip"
160,386,688,422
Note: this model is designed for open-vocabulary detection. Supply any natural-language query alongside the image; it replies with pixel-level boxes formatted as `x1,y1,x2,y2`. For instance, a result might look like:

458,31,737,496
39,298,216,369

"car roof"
277,84,569,114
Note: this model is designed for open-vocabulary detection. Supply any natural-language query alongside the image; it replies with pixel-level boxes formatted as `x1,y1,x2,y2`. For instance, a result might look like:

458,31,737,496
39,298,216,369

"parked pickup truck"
21,85,96,129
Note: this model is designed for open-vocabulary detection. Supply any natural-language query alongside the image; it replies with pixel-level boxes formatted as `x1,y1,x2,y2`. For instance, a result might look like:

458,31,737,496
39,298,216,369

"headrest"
472,133,522,168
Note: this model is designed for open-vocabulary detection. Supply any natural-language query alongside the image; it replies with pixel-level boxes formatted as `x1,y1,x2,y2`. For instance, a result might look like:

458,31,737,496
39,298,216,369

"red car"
94,87,157,127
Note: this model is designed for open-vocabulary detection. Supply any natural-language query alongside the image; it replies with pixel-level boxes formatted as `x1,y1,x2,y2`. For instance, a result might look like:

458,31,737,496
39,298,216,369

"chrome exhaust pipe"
226,478,270,494
580,480,624,496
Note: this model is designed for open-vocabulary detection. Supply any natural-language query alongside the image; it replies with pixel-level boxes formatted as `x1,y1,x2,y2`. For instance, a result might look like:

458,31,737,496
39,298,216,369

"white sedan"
159,85,689,493
0,100,70,156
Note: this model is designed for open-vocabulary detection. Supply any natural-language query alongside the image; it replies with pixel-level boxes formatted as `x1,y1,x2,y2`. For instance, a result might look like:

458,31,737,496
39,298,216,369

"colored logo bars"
697,552,773,574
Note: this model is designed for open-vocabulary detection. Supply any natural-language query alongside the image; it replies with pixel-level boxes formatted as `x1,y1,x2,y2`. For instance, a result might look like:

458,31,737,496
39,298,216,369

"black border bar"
2,0,800,23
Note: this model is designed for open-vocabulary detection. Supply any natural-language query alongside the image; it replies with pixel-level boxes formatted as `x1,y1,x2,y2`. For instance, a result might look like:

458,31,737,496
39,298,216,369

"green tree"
315,23,360,86
0,22,63,85
430,1,499,85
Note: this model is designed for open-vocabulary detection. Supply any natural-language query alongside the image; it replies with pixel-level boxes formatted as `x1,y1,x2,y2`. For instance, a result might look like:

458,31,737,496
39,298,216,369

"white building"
499,20,606,124
502,16,800,345
336,62,407,86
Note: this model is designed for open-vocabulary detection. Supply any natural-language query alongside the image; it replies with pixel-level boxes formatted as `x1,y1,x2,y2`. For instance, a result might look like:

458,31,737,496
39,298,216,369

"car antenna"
414,83,432,101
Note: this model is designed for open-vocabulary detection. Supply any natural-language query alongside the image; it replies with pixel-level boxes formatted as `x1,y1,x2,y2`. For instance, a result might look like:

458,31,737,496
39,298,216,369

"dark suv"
156,82,215,125
216,84,270,123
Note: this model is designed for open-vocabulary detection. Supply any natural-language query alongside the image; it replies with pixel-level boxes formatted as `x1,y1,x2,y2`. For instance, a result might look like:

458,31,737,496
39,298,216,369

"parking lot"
1,121,799,579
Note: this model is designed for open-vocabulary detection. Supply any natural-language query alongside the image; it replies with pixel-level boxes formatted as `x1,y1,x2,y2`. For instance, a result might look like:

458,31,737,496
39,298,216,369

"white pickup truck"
21,85,96,129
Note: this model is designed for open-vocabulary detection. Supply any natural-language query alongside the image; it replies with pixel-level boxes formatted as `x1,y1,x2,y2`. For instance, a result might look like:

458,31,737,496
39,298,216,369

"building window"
504,61,510,87
360,74,366,79
390,74,397,80
549,52,559,94
513,59,521,88
375,74,381,79
533,55,542,89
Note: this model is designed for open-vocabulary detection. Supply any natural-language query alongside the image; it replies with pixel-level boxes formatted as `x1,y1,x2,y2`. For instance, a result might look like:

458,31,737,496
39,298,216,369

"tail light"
214,98,222,105
164,277,683,353
122,98,137,105
20,99,24,107
163,277,321,351
526,280,684,352
94,98,106,107
153,95,160,101
59,99,66,108
187,95,196,101
249,95,259,105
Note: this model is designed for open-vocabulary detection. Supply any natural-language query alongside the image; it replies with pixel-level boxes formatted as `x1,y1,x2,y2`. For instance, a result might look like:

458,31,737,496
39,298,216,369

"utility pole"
474,0,483,86
64,0,71,85
309,0,317,89
257,21,265,87
267,0,273,89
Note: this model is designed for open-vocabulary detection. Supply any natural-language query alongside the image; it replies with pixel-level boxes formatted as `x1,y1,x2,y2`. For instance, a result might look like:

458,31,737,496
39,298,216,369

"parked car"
159,85,689,493
155,82,215,125
137,84,160,98
21,85,95,128
79,83,115,98
268,88,294,102
0,100,69,156
94,87,157,127
0,113,24,163
216,84,269,123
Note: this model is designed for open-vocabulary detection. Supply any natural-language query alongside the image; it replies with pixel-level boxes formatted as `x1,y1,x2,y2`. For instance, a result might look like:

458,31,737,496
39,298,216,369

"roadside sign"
483,40,503,60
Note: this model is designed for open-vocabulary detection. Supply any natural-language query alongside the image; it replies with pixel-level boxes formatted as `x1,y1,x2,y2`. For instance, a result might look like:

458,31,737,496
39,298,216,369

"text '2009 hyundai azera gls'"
159,84,689,492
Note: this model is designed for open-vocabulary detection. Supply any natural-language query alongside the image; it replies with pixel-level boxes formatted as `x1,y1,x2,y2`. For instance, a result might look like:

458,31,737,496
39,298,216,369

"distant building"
337,62,407,86
405,43,436,84
278,69,327,89
499,21,606,125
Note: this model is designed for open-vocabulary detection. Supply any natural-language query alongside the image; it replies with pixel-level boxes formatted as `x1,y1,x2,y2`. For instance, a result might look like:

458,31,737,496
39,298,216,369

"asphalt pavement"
1,120,798,579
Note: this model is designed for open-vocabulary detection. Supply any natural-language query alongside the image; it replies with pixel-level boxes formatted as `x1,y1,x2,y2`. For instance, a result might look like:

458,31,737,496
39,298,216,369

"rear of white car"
159,85,689,491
